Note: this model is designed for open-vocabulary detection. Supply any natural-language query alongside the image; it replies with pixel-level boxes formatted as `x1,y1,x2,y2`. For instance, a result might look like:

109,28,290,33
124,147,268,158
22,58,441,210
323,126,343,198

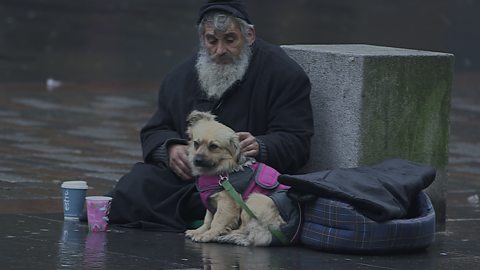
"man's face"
202,22,247,65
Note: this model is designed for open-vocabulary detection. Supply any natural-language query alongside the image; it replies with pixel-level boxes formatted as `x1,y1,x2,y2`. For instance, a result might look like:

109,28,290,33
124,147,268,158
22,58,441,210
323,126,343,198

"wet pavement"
0,82,154,214
0,74,479,269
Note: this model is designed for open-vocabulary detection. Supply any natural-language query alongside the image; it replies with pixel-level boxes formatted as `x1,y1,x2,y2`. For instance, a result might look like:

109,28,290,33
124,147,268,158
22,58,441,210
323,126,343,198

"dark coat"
107,39,313,231
141,38,314,174
279,159,436,222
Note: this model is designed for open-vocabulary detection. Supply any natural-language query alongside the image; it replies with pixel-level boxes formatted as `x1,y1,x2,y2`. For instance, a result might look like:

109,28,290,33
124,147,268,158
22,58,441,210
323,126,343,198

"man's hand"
237,132,259,158
168,144,193,181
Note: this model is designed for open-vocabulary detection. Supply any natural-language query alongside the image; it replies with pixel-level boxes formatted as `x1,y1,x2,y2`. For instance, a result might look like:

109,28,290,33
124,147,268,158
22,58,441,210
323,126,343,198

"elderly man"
107,0,313,231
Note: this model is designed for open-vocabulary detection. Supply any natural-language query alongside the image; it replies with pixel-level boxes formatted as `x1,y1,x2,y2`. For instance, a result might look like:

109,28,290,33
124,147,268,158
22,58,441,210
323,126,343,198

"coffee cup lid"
86,196,112,201
61,181,88,189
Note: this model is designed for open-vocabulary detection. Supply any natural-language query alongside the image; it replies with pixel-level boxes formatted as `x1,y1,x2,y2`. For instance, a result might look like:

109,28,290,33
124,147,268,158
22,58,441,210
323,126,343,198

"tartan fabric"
301,191,435,253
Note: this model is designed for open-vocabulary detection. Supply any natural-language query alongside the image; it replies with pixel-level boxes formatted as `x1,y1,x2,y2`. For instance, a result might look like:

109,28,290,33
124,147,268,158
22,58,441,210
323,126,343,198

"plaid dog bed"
301,191,435,253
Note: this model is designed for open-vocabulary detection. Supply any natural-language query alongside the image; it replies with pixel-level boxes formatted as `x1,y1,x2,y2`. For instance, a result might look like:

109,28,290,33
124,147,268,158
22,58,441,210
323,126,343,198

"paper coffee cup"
86,196,112,232
61,181,88,220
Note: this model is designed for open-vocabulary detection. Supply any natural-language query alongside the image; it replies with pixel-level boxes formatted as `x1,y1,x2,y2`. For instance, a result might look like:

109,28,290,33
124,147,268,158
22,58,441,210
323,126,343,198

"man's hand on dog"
237,132,259,158
168,144,193,181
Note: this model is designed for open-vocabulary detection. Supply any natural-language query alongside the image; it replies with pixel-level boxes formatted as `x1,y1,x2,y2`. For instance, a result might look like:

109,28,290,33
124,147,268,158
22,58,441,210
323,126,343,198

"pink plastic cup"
86,196,112,232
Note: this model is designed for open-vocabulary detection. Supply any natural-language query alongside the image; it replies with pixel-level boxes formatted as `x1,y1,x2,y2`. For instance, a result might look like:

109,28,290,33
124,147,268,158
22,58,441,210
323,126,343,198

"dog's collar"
216,159,255,185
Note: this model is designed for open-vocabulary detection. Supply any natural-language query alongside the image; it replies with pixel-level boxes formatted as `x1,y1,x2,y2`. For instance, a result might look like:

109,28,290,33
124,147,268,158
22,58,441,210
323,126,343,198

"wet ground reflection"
83,232,108,269
193,242,284,269
58,220,86,268
58,222,110,268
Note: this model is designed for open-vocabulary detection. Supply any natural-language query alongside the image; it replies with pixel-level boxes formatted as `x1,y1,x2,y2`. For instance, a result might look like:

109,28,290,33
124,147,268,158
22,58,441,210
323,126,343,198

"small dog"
184,110,287,246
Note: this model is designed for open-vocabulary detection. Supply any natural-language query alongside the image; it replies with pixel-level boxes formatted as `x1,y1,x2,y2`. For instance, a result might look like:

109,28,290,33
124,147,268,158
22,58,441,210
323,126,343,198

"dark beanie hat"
197,0,252,25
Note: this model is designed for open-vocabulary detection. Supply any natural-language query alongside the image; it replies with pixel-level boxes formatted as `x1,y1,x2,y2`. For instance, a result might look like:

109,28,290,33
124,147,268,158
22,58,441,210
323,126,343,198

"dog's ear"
230,133,247,164
187,110,216,127
186,125,193,141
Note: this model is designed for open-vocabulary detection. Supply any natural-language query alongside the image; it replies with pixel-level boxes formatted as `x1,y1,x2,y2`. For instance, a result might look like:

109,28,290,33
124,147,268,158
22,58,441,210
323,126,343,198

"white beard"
195,45,251,99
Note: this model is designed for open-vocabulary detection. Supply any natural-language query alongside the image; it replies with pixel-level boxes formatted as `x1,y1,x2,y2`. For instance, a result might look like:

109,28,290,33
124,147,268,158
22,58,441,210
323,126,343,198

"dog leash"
219,174,289,245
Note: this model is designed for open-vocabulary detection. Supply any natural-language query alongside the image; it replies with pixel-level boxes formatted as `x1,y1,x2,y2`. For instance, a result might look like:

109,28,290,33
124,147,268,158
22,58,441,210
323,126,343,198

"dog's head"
186,110,247,176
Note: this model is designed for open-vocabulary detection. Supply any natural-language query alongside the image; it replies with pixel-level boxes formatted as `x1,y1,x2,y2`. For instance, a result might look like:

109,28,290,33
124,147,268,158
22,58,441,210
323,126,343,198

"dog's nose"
194,155,215,168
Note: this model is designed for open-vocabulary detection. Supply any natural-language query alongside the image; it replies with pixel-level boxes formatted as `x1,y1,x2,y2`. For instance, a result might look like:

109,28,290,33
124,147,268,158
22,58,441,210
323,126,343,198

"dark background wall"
0,0,478,82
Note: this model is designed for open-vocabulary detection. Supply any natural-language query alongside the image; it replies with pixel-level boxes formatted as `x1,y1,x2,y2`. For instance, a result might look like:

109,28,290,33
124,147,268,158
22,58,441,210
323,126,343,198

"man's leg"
107,162,204,232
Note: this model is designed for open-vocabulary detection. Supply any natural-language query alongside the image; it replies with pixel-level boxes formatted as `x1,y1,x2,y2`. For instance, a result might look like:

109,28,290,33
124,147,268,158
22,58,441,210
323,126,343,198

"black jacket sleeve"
254,44,314,173
140,81,187,163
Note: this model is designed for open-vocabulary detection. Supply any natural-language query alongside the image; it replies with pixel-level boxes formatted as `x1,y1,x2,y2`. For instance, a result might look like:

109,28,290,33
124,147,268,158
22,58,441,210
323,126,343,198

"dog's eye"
193,141,199,149
208,143,219,151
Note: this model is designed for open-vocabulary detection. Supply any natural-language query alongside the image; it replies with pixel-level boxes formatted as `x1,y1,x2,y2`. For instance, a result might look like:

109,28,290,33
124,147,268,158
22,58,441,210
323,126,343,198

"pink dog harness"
196,162,289,213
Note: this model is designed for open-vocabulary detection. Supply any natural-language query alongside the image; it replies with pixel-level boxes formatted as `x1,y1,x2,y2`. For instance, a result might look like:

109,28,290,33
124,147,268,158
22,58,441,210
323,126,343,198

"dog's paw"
185,229,196,239
185,223,211,240
215,233,251,246
192,230,221,243
185,230,213,242
185,229,207,240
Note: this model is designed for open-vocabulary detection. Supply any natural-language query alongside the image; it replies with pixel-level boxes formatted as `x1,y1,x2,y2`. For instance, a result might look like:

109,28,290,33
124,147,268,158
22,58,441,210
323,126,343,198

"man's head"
199,13,255,65
196,1,256,99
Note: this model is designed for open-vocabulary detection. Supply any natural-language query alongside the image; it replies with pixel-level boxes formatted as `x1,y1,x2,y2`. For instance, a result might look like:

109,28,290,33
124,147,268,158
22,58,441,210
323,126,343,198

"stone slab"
282,44,454,228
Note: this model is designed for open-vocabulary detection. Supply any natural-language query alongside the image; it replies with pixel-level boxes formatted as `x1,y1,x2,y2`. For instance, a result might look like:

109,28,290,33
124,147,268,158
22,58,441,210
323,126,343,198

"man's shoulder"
254,38,287,59
252,39,307,77
158,55,198,97
163,55,197,81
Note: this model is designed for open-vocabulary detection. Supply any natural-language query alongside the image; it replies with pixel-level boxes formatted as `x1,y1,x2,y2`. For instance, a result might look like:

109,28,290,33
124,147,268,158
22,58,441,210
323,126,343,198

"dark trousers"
107,162,205,232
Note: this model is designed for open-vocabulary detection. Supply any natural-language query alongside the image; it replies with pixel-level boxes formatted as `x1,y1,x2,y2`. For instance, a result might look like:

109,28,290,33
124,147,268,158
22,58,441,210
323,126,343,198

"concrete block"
282,44,454,229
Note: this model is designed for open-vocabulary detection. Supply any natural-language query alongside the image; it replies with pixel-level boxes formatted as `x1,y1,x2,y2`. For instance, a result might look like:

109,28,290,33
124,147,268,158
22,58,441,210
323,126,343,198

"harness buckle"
218,174,229,185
